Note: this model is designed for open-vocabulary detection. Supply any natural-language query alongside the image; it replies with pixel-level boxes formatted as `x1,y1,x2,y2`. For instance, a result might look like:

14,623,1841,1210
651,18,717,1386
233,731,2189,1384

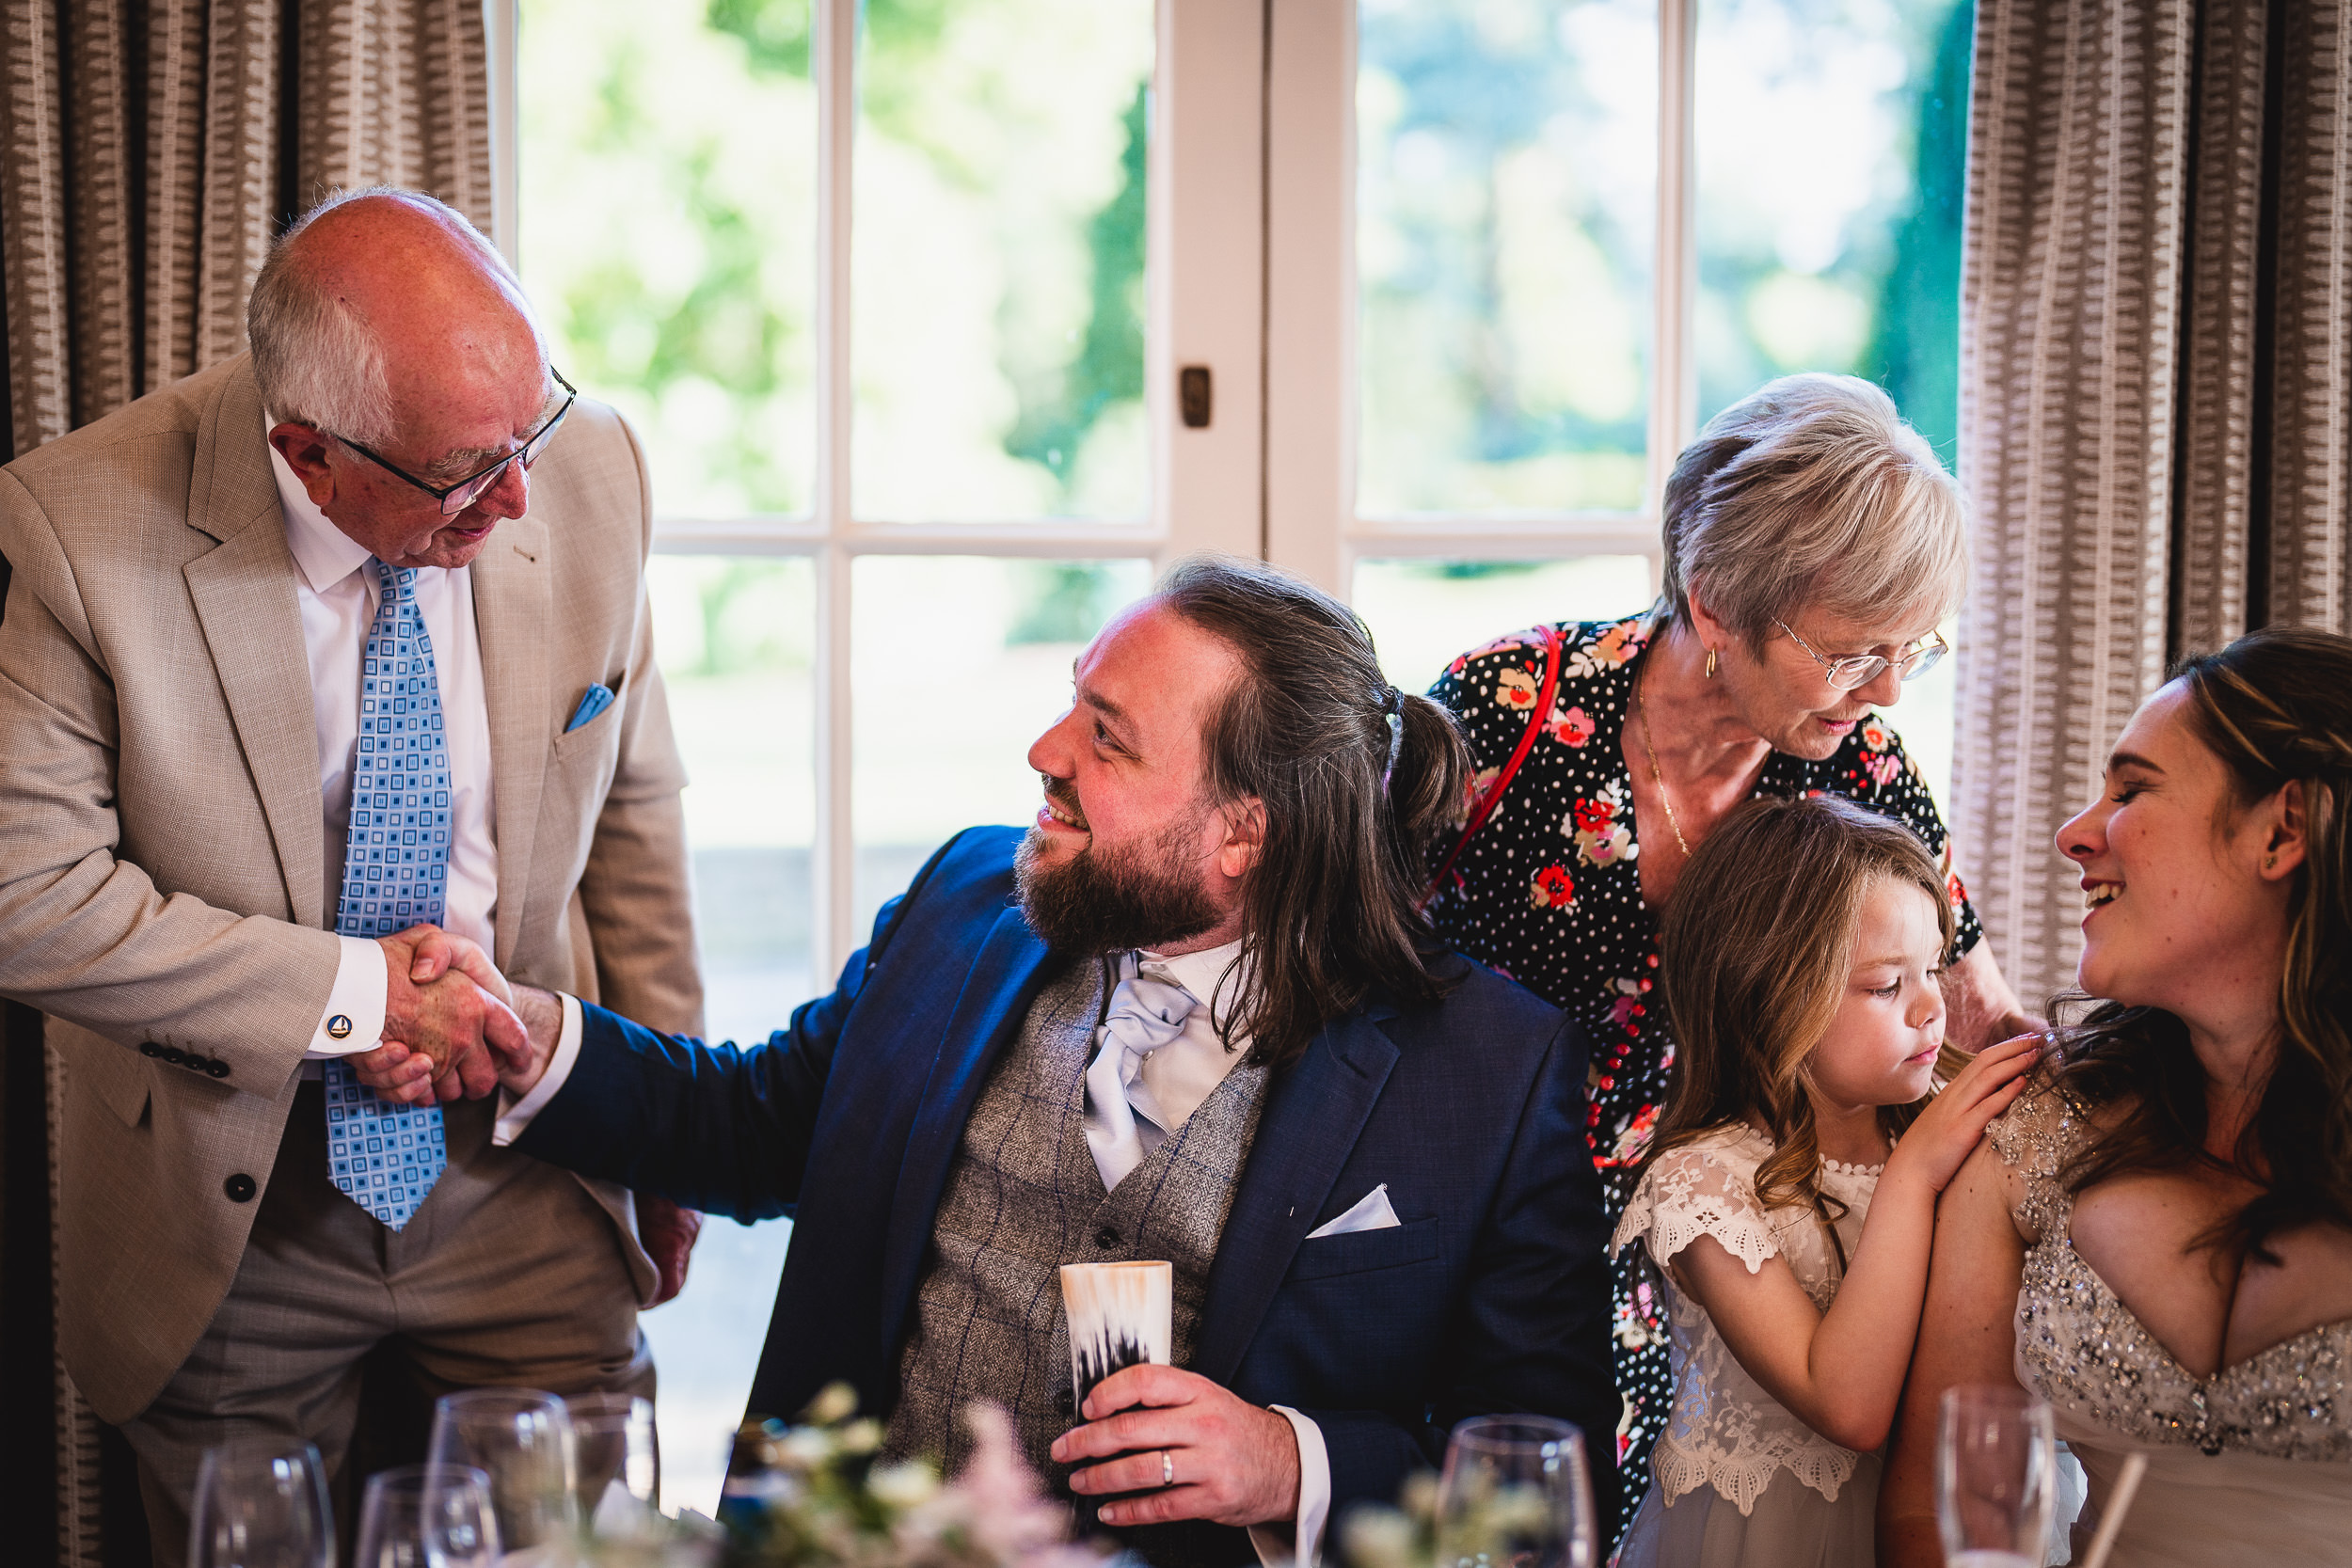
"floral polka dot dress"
1424,610,1983,1532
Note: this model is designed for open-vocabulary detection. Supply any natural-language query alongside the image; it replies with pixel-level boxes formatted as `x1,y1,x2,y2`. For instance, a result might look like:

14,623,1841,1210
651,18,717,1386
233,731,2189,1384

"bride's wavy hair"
1645,796,1965,1243
2046,625,2352,1259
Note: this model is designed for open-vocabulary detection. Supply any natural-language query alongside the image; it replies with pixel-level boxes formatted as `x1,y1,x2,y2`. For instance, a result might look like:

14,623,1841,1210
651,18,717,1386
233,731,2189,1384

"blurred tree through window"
1358,0,1973,520
1695,0,1973,456
523,0,1150,526
1359,0,1659,515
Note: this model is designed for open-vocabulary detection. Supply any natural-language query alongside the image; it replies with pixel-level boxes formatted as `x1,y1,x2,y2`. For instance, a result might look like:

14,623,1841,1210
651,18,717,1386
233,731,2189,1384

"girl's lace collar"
1728,1119,1891,1177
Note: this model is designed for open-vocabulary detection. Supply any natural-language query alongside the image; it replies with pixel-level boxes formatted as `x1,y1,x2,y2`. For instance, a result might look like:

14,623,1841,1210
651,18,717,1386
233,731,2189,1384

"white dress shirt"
266,424,500,1058
491,939,1333,1565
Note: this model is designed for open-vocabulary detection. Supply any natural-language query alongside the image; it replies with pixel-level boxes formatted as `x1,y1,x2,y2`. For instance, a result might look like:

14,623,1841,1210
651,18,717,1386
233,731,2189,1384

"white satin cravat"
1081,957,1198,1190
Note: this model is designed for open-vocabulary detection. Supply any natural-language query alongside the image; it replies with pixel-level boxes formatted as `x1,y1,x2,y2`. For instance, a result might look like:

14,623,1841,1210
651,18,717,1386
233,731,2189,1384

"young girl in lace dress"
1611,797,2040,1568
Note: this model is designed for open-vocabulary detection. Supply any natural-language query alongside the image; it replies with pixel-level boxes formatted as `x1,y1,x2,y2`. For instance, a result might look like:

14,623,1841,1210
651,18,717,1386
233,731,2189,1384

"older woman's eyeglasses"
1775,620,1948,690
331,369,578,516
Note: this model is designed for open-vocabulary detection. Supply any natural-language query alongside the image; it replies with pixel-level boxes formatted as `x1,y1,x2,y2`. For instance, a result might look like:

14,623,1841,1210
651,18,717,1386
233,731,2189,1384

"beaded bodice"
1987,1087,2352,1464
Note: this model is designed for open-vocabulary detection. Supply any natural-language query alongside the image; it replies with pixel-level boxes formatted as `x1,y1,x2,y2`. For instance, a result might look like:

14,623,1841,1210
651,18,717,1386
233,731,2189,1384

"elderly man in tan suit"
0,187,703,1561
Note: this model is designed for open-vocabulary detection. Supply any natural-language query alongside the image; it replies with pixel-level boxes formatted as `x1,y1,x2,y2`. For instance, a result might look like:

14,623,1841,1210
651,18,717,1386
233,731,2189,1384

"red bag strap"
1422,624,1566,908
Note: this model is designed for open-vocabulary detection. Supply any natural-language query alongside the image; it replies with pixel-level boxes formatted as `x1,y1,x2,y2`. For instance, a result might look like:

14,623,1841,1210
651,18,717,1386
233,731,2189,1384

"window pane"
520,0,818,517
852,557,1152,936
1692,0,1970,806
1693,0,1973,459
853,3,1154,522
1353,558,1654,694
1358,0,1657,516
636,553,817,1515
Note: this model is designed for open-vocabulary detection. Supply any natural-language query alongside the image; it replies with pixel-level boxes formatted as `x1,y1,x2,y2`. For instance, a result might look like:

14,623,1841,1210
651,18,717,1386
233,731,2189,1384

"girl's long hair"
2044,626,2352,1259
1644,795,1963,1233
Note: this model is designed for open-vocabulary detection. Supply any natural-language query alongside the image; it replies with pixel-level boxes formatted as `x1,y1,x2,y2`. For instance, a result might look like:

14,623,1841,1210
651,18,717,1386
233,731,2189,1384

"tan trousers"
119,1083,651,1568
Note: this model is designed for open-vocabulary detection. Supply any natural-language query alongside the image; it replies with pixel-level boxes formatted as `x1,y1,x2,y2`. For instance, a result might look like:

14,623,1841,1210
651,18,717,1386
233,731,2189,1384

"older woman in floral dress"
1425,373,2035,1530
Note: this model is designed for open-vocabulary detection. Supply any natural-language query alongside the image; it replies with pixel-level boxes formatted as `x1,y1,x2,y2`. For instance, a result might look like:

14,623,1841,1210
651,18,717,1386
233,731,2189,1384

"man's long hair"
1156,554,1472,1070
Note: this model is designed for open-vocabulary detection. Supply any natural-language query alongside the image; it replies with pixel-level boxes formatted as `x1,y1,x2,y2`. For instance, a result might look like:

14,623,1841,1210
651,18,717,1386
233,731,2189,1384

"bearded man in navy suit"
380,554,1617,1565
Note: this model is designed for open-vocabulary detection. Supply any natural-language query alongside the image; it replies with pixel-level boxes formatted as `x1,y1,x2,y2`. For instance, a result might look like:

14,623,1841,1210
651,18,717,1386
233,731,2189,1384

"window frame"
1263,0,1691,596
494,0,1698,978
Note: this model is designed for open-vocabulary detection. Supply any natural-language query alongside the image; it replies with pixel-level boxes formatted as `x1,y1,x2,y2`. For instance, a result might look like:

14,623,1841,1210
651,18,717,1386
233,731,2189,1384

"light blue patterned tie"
324,561,452,1228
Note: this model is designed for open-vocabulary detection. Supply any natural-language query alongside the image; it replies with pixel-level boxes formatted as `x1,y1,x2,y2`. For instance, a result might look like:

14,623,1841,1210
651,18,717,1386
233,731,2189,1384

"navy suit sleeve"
1299,1015,1619,1539
512,834,961,1223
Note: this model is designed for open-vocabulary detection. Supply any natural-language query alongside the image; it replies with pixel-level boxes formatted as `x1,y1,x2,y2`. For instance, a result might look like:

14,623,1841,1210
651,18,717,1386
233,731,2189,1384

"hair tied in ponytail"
1381,687,1406,788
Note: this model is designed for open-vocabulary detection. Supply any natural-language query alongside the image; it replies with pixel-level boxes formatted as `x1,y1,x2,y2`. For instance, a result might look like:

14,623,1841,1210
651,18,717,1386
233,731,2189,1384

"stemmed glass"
1433,1415,1598,1568
353,1464,500,1568
1936,1386,2058,1568
425,1388,580,1556
564,1392,661,1539
188,1438,334,1568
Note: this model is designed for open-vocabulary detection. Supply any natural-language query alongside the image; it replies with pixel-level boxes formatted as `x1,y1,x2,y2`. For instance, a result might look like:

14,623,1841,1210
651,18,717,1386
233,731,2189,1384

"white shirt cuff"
1248,1405,1330,1567
492,993,584,1146
301,935,391,1057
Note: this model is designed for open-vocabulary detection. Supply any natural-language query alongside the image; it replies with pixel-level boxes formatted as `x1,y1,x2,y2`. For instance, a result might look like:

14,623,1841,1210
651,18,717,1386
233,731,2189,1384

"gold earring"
2266,853,2279,870
1705,647,1718,679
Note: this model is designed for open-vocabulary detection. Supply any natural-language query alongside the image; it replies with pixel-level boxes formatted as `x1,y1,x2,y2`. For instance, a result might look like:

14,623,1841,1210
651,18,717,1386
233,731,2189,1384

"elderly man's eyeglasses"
1776,620,1949,690
331,369,577,516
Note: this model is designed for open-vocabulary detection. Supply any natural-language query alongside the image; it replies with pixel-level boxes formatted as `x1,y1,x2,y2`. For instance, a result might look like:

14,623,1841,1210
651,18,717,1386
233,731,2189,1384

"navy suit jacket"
517,827,1618,1536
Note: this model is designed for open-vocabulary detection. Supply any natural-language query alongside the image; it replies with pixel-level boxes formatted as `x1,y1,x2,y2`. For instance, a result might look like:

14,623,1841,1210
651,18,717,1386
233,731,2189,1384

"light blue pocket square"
566,683,615,733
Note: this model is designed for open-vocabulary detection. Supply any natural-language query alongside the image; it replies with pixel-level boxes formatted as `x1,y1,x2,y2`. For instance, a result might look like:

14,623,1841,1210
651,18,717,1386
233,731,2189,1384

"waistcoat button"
223,1174,258,1203
1094,1227,1120,1249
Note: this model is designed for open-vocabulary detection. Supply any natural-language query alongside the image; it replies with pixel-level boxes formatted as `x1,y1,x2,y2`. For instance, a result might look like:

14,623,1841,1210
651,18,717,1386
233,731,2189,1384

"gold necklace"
1635,673,1693,858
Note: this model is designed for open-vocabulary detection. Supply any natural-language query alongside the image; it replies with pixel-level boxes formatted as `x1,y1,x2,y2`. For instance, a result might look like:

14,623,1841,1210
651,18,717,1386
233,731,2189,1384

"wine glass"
564,1392,660,1538
1937,1385,2058,1568
1433,1415,1597,1568
425,1388,580,1555
188,1438,333,1568
354,1464,500,1568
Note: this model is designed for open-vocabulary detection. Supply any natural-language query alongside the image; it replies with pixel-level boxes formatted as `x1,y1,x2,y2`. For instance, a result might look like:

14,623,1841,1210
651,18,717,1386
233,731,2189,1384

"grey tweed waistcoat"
885,956,1268,1496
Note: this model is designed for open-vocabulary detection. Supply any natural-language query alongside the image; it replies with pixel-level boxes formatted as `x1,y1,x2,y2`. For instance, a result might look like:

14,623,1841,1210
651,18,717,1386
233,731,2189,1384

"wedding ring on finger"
1161,1449,1175,1488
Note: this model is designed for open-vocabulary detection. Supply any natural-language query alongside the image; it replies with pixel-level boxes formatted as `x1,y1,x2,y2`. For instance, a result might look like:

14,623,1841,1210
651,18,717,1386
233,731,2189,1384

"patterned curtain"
0,4,494,1561
1954,0,2352,1008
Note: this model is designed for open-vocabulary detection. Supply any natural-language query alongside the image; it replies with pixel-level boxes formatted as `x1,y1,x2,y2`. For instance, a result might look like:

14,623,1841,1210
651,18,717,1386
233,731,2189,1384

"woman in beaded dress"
1425,374,2036,1526
1880,626,2352,1566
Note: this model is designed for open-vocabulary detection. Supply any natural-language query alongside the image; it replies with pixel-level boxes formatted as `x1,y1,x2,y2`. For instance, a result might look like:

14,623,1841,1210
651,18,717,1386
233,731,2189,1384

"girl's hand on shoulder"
1893,1033,2042,1194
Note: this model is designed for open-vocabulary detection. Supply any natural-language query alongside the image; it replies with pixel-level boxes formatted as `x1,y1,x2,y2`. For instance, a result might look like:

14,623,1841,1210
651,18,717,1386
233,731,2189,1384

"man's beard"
1013,793,1224,956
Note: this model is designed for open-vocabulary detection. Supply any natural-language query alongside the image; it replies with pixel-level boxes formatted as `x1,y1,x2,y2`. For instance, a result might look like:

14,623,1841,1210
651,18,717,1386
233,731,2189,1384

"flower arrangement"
718,1385,1103,1568
1340,1470,1562,1568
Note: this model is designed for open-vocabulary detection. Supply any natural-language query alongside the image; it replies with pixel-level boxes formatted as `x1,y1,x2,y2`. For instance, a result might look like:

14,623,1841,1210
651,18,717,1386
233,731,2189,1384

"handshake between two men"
354,925,701,1302
350,923,552,1105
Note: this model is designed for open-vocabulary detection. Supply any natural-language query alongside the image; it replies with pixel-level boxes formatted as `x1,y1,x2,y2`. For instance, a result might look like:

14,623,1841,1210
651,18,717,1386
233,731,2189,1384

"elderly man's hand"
369,927,564,1102
1050,1366,1300,1529
348,926,523,1104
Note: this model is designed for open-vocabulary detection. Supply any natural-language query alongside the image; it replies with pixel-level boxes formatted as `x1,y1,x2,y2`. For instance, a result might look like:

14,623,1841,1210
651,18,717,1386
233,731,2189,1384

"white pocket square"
1307,1182,1401,1238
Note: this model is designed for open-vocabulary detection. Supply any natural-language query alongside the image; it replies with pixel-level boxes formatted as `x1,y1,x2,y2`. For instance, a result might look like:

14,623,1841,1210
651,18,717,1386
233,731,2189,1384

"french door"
501,0,1965,1509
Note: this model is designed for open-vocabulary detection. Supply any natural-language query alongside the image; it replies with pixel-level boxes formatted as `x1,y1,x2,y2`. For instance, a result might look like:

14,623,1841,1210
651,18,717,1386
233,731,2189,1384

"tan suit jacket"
0,355,704,1423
